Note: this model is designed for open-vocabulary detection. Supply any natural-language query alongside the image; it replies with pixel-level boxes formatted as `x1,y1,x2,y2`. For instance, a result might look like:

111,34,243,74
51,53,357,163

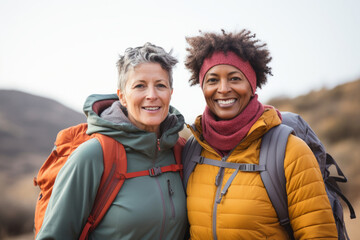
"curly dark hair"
185,29,272,88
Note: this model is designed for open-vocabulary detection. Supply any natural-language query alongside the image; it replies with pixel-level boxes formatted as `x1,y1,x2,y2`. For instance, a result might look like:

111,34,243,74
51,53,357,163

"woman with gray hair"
36,43,188,239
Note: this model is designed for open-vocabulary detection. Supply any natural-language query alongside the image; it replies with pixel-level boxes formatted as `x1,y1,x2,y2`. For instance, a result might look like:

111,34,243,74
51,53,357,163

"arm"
284,135,337,239
36,138,104,240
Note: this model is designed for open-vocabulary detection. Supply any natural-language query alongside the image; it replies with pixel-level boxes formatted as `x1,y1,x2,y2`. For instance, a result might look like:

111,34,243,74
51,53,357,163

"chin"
214,112,236,120
144,119,163,127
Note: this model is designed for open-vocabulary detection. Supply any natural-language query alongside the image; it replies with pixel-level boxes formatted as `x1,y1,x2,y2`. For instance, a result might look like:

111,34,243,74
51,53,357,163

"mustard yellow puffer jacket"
186,108,337,240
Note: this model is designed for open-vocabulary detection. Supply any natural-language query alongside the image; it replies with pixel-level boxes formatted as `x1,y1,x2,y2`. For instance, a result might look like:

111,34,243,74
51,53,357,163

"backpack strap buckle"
239,164,265,172
149,167,162,177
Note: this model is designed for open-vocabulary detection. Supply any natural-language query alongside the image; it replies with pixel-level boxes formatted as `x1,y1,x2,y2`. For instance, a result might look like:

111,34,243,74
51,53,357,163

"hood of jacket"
83,93,184,158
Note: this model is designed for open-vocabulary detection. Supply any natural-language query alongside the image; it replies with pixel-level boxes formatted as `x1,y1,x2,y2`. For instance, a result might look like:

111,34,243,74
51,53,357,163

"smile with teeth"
217,99,236,105
143,107,160,111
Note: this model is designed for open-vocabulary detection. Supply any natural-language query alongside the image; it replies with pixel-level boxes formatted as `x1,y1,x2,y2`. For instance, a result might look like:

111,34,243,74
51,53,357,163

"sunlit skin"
118,63,173,137
202,64,253,120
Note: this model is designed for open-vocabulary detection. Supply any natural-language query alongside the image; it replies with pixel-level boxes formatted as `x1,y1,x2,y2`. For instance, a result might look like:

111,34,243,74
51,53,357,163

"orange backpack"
33,123,185,239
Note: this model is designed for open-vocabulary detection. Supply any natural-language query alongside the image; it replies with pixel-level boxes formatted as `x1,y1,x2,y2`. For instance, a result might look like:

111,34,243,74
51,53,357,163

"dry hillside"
0,90,85,238
268,79,360,201
267,79,360,238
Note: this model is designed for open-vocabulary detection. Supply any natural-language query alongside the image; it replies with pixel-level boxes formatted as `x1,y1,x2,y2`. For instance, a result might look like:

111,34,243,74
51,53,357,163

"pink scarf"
202,95,264,156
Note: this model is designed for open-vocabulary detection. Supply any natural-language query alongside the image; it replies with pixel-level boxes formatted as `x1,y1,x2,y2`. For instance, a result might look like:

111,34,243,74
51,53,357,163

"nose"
218,79,231,94
146,85,158,100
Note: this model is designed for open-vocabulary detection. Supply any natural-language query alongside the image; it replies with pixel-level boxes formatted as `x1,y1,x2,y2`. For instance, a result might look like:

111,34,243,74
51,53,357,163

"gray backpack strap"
194,157,265,172
259,124,294,239
182,134,266,201
193,157,266,203
182,135,203,189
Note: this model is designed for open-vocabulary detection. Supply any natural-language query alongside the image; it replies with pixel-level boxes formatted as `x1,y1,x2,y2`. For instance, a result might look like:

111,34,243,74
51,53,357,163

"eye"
134,84,145,89
206,78,218,84
156,83,168,88
230,76,241,81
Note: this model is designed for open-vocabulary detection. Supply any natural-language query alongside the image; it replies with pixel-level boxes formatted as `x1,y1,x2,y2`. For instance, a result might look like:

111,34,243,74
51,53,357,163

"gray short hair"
116,42,178,91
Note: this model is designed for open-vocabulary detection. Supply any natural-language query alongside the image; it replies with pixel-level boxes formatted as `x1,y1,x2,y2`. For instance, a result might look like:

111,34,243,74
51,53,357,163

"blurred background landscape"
1,1,359,239
0,79,359,239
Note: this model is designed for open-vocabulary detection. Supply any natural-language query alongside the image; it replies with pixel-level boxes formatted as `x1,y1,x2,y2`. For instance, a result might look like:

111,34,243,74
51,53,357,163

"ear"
117,89,127,107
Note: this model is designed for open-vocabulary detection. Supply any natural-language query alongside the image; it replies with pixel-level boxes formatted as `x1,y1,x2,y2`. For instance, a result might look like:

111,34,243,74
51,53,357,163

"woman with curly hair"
182,29,337,239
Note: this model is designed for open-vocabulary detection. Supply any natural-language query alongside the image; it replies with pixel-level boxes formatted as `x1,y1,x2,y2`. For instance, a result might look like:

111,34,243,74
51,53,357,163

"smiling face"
118,62,173,135
202,64,253,120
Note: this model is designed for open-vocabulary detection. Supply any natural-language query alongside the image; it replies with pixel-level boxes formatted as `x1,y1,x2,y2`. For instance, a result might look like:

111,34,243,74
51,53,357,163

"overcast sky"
1,0,359,122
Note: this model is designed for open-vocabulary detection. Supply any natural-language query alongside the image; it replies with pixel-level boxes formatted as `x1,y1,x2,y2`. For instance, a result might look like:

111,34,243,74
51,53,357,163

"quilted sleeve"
284,135,338,239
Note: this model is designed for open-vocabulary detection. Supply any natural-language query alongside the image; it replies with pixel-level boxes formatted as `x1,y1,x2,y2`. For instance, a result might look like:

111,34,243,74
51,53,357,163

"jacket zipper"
155,138,166,240
167,179,175,219
157,138,161,151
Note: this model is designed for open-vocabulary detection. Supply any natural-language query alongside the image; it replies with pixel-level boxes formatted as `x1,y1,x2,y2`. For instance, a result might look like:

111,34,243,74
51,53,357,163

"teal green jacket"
36,94,187,240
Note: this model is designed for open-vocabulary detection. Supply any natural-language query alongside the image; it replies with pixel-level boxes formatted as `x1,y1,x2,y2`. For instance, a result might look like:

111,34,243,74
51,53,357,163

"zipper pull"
157,139,160,151
167,179,174,196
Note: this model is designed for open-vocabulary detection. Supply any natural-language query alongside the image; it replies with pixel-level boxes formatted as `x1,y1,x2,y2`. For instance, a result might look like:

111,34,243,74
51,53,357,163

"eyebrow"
131,79,169,86
206,71,241,77
207,73,218,77
228,71,241,75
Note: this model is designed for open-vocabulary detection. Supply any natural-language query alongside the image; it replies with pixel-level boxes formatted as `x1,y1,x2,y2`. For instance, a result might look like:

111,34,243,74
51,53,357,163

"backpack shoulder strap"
79,133,127,240
182,135,203,189
174,137,186,178
259,124,295,239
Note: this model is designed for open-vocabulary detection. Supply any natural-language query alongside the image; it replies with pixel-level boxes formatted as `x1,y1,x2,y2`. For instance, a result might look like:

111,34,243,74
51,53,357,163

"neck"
201,95,264,156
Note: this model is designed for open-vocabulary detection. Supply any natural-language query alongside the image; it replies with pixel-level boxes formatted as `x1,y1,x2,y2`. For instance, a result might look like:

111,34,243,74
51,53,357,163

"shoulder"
284,134,319,169
64,138,104,170
283,134,324,193
53,137,105,198
283,134,324,188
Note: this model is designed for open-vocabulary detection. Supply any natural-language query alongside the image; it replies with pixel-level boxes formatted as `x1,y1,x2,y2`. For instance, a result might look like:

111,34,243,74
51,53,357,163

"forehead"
207,64,243,74
127,63,169,81
133,62,166,73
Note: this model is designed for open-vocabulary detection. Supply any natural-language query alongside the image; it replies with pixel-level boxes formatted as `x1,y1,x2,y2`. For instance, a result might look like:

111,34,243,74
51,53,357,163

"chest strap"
123,164,183,179
193,157,265,203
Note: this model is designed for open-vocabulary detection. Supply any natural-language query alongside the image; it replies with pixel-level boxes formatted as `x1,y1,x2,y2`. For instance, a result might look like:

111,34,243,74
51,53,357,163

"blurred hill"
267,79,360,238
0,80,359,239
0,90,86,238
267,79,360,201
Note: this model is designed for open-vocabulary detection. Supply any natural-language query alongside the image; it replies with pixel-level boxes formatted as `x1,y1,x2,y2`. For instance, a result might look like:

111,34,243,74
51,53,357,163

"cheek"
237,83,252,98
202,87,214,101
239,89,252,99
121,92,136,108
161,91,173,105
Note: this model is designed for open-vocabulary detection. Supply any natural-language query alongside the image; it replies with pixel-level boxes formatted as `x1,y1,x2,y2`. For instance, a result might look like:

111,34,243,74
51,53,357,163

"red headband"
199,51,257,93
